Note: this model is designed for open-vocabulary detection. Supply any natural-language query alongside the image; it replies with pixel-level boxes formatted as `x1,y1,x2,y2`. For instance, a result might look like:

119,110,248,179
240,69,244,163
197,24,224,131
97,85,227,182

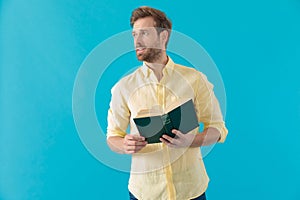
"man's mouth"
136,47,146,54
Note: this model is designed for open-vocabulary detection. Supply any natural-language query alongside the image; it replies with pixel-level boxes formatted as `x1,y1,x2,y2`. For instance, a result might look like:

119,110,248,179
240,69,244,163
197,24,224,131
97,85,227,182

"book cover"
133,99,199,144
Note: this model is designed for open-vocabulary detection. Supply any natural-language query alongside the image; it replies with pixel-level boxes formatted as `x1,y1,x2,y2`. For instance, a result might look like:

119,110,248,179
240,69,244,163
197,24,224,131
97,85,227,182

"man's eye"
142,31,149,36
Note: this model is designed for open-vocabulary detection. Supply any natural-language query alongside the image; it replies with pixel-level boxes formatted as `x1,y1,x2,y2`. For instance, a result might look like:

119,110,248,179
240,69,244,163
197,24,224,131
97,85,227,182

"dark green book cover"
133,99,199,144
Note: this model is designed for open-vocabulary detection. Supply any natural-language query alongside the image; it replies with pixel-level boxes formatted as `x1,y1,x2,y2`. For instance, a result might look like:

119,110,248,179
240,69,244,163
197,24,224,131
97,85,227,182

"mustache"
136,46,146,48
135,43,146,49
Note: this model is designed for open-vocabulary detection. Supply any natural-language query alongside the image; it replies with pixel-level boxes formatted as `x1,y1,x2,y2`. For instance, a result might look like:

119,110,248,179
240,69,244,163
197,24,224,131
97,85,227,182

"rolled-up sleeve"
194,73,228,143
107,83,130,138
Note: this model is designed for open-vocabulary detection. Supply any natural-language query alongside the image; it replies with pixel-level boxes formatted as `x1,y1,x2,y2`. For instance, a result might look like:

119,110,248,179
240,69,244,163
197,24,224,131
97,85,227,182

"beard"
136,47,163,63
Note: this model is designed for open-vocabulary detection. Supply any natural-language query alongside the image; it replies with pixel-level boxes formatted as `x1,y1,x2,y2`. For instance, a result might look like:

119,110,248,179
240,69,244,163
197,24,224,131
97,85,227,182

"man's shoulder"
173,63,203,77
111,66,143,91
172,63,210,86
118,66,143,83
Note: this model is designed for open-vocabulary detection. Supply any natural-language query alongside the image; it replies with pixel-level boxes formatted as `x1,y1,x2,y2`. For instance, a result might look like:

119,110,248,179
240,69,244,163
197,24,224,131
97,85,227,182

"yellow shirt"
107,57,228,200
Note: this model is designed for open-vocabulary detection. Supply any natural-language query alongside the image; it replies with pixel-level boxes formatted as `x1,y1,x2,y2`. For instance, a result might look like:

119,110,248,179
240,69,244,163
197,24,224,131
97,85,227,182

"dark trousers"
129,191,206,200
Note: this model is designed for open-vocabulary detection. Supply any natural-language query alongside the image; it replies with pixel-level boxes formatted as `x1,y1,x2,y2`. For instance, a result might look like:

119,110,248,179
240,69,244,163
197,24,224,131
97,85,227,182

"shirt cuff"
204,123,228,143
107,130,126,138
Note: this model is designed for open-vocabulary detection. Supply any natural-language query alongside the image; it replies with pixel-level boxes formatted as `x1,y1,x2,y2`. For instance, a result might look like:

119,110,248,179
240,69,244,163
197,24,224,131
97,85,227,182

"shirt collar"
141,56,175,78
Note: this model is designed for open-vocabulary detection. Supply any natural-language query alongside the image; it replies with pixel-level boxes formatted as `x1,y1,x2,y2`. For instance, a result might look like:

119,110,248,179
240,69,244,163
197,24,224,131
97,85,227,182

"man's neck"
145,53,168,82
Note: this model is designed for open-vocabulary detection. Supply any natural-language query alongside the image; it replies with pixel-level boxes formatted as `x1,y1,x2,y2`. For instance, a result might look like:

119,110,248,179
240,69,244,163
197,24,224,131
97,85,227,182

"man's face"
132,17,165,63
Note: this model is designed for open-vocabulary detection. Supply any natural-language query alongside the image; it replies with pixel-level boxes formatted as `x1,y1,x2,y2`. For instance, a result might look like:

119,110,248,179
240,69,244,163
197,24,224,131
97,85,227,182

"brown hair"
130,6,172,47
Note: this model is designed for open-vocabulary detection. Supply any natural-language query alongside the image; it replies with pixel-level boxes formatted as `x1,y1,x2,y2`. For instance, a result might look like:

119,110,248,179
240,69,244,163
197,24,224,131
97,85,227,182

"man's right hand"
107,135,147,154
123,135,147,154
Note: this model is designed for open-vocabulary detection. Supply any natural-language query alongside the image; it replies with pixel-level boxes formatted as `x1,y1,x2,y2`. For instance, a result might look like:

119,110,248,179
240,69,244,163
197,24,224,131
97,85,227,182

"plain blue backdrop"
1,0,300,199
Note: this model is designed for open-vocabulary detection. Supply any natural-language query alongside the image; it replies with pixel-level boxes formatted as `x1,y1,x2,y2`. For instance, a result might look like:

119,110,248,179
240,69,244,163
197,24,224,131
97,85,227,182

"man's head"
130,6,172,62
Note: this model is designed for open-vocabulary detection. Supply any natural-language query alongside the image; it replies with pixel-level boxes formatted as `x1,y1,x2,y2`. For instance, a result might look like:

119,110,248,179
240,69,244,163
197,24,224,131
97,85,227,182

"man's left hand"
160,129,195,148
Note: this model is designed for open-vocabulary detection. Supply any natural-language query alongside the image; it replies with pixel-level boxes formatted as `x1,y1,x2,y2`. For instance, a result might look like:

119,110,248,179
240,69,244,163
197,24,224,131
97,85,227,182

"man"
107,6,228,200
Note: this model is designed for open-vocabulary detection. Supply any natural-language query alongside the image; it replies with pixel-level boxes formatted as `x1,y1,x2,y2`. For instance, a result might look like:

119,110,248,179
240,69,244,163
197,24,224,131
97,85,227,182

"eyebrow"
132,29,149,36
133,28,149,32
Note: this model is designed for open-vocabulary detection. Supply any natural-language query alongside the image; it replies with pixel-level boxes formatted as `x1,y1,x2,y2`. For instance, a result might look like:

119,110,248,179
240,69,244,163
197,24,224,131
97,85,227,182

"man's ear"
160,30,169,46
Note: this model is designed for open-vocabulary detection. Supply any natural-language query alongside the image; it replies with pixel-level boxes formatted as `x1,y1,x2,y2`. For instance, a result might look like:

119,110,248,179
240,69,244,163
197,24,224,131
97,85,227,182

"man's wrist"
190,133,205,147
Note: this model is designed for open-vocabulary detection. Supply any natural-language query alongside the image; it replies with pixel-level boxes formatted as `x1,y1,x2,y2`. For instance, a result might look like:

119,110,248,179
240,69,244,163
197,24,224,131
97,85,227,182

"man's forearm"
191,127,221,147
107,136,125,154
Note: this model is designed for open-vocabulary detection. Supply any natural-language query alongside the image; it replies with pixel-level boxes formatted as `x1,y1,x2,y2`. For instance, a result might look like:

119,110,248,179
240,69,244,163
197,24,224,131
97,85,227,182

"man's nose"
134,34,143,44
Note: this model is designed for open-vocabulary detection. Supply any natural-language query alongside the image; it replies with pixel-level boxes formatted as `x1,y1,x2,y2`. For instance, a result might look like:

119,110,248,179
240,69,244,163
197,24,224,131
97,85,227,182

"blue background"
1,0,300,199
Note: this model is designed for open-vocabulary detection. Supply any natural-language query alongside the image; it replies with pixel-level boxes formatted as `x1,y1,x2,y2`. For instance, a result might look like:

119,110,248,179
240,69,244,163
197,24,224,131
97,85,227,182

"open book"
133,99,199,144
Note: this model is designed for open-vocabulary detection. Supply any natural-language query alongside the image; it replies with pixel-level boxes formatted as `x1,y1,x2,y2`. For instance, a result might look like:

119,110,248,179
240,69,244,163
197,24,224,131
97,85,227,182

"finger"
125,149,142,154
161,134,174,143
125,140,147,146
124,150,135,154
160,136,178,145
160,137,168,144
160,138,177,148
172,129,183,137
124,144,146,153
126,134,146,141
124,137,147,145
162,134,183,146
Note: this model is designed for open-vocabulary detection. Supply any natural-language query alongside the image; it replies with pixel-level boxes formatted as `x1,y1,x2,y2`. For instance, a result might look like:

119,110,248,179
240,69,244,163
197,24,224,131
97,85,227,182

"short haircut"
130,6,172,47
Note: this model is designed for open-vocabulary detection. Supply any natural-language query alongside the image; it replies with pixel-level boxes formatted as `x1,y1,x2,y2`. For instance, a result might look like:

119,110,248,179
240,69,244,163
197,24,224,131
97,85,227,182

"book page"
135,105,163,118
